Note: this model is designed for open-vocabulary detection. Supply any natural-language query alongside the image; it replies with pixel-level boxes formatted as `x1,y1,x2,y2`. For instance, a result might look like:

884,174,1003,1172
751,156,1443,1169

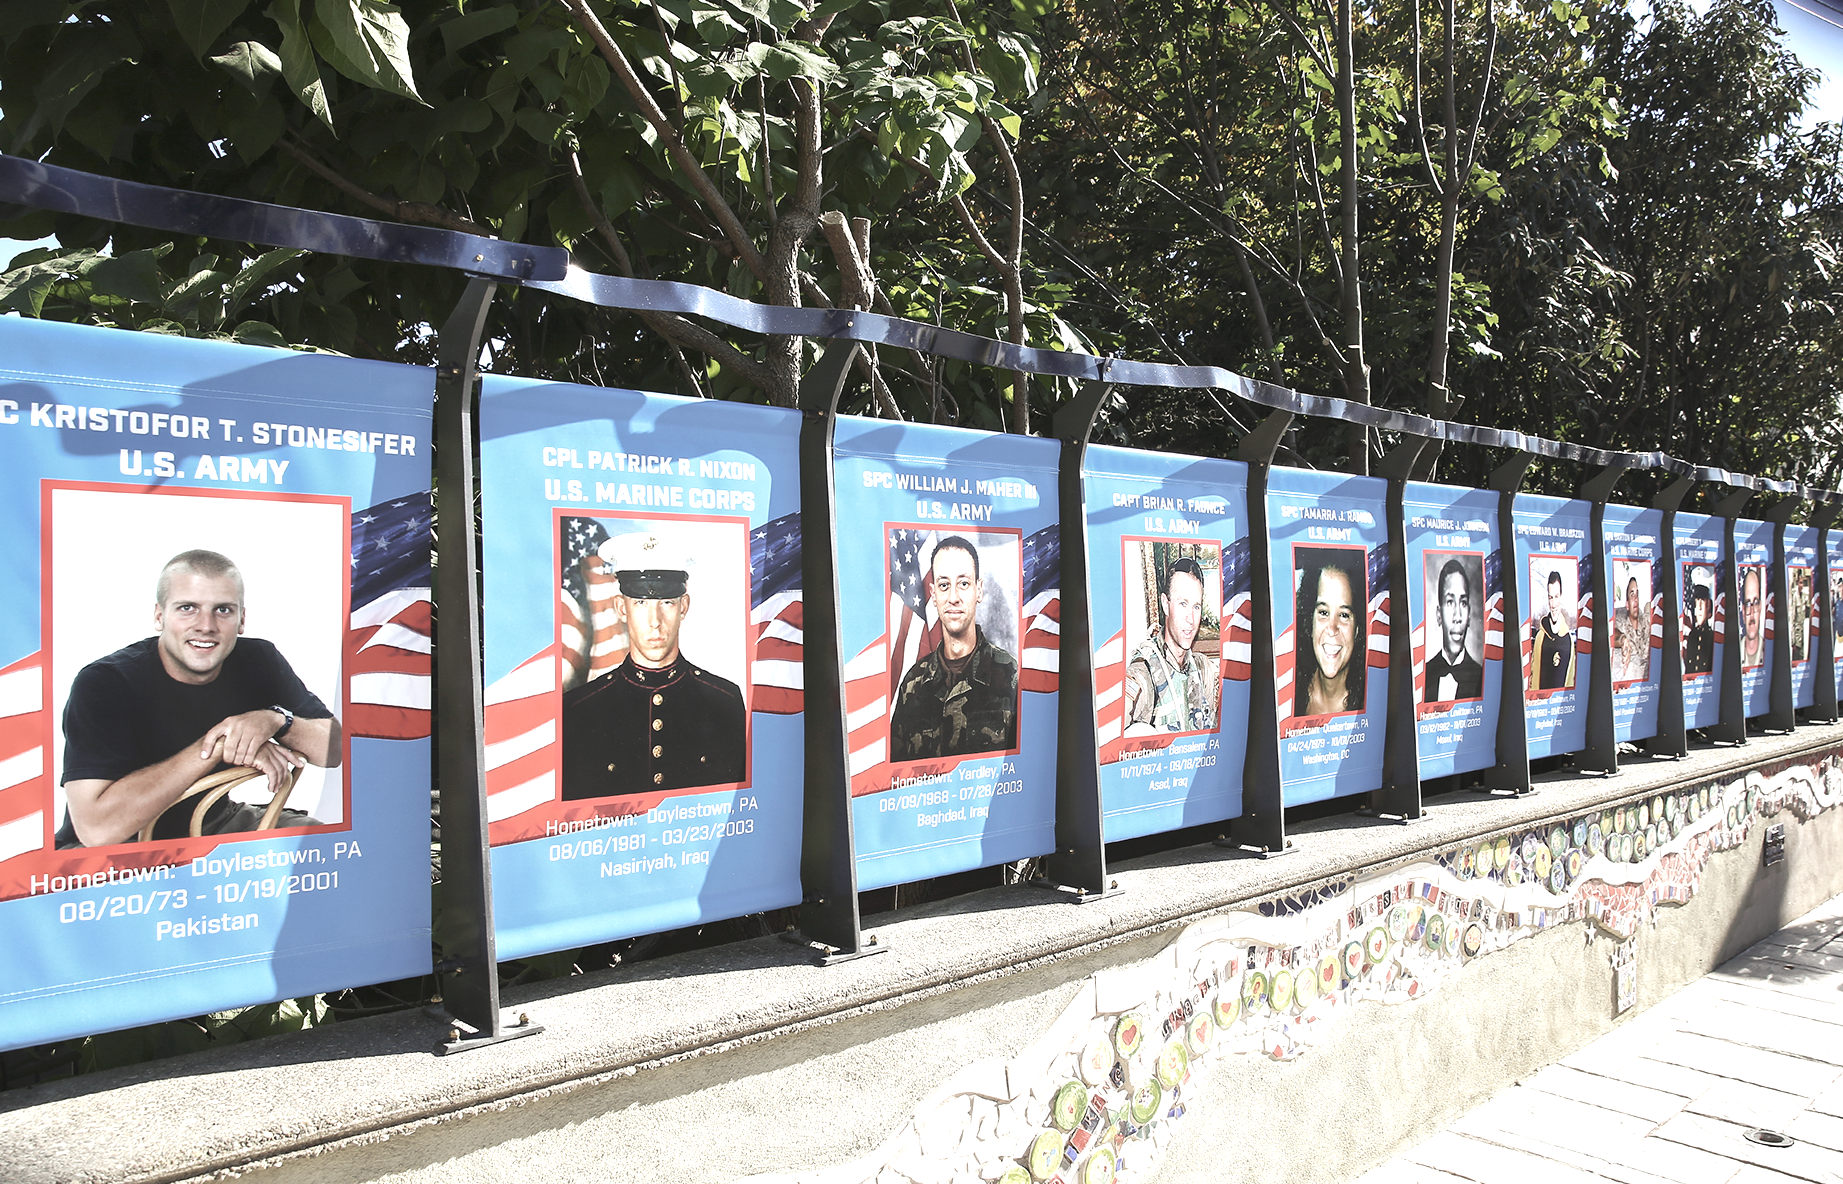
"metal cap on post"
1371,436,1430,821
1576,464,1627,775
1037,380,1123,902
783,341,889,966
1814,503,1840,723
1480,453,1536,795
1645,475,1698,758
1224,409,1295,858
1710,484,1753,744
1764,497,1801,733
432,276,543,1055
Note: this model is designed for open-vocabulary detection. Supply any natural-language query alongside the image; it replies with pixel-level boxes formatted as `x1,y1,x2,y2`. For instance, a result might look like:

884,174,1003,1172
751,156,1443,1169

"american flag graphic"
1484,548,1505,662
559,516,624,688
0,494,432,888
483,650,559,827
1651,557,1666,652
1095,537,1251,764
750,513,804,713
1275,546,1387,723
1576,550,1596,657
346,494,435,741
846,525,1058,795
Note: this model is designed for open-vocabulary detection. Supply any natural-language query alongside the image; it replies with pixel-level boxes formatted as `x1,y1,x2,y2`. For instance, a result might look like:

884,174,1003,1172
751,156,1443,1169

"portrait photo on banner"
1420,549,1484,707
884,525,1023,764
1526,554,1578,695
47,483,349,849
1114,538,1223,753
1610,558,1654,687
1291,543,1367,722
1832,568,1843,652
1739,562,1768,670
1681,562,1718,680
1789,565,1814,664
555,512,752,803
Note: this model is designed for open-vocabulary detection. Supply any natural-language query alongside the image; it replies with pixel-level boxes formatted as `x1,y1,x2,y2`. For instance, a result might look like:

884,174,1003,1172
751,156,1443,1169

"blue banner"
477,378,805,960
832,419,1059,890
1735,518,1774,718
1604,505,1664,742
1675,511,1725,727
1787,524,1820,709
1081,445,1249,841
1266,468,1389,805
1512,494,1592,758
1401,482,1501,779
1830,528,1843,708
0,319,432,1051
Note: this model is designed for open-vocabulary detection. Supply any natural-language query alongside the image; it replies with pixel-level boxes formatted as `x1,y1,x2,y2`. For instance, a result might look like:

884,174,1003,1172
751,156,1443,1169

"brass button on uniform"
652,694,663,706
652,718,663,731
652,745,662,757
652,773,664,784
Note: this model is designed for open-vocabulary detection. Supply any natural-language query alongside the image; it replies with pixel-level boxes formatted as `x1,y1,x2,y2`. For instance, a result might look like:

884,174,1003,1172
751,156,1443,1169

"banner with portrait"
1786,524,1819,709
1604,504,1664,743
1402,482,1501,779
478,378,804,960
1735,518,1774,718
1266,468,1389,806
1675,511,1725,727
0,319,433,1051
1830,528,1843,706
832,419,1059,891
1081,445,1249,841
1512,494,1592,758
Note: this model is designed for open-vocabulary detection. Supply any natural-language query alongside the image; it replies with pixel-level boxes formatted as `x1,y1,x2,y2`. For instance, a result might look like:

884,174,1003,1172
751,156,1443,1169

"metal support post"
431,276,544,1055
1644,476,1697,758
1765,498,1801,734
1814,504,1840,723
1576,465,1627,775
783,342,889,965
1480,454,1536,794
1224,410,1296,857
1710,485,1753,744
1371,437,1430,821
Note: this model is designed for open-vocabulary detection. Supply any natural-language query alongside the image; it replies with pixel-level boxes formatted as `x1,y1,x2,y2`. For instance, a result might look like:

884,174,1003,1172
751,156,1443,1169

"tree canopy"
2,0,1839,484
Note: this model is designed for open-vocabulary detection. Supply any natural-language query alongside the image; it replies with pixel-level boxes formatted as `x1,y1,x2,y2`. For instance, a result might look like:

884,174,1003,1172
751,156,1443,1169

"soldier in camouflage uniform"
1123,556,1218,733
889,536,1019,759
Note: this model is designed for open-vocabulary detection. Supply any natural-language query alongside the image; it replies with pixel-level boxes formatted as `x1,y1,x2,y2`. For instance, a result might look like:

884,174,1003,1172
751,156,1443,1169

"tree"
0,1,1080,430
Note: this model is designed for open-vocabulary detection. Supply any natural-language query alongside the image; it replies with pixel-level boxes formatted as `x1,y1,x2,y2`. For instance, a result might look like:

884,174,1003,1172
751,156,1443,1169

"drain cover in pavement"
1743,1129,1796,1147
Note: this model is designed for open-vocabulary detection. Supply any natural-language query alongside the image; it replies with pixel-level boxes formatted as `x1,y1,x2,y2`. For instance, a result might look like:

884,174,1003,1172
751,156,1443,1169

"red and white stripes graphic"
483,652,559,826
0,654,46,865
753,587,804,714
346,587,432,741
560,552,626,687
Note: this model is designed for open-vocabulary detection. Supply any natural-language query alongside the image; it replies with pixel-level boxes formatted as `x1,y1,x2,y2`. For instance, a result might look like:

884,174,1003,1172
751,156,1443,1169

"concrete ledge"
5,727,1843,1183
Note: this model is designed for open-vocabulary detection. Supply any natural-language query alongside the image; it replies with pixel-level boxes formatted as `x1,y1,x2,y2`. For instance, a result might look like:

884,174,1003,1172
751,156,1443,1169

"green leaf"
166,0,252,60
89,246,177,306
223,247,307,314
268,0,335,132
0,249,100,317
30,36,131,144
440,5,519,58
745,41,839,85
231,320,291,348
210,40,285,95
315,0,423,103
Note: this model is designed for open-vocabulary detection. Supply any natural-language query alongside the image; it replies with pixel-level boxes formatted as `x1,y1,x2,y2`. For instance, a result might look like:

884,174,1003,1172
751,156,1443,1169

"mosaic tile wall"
743,756,1843,1184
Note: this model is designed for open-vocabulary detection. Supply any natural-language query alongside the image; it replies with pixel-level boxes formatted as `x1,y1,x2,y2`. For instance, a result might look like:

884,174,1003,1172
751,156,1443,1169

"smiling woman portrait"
1293,546,1367,719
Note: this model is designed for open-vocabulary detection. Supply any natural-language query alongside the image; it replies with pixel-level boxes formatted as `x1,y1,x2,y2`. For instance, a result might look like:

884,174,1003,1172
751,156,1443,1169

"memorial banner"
1735,518,1774,718
0,319,433,1050
1267,468,1389,806
1787,524,1820,709
1604,505,1664,743
478,378,804,960
1830,528,1843,706
832,419,1059,890
1082,445,1249,841
1675,511,1726,727
1512,494,1593,758
1401,482,1501,779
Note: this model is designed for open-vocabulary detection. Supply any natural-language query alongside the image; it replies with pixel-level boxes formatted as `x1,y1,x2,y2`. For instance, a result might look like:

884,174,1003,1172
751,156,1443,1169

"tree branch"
275,137,487,235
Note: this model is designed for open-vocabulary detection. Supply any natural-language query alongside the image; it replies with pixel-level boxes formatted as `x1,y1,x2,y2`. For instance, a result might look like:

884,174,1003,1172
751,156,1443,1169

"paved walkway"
1355,896,1843,1184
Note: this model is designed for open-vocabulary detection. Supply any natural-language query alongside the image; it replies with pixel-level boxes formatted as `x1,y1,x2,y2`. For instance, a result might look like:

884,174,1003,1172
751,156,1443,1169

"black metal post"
1480,454,1535,795
1765,498,1800,733
784,342,888,965
432,277,543,1055
1225,409,1294,856
1644,476,1697,758
1814,504,1840,724
1576,465,1626,774
1710,484,1752,744
1372,437,1430,820
1034,381,1124,900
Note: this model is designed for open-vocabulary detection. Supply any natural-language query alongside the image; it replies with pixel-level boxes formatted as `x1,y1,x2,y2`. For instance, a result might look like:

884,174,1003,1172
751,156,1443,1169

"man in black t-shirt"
56,549,341,848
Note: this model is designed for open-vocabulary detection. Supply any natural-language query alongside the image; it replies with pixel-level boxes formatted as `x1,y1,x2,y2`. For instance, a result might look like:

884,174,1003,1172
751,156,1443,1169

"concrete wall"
3,733,1842,1184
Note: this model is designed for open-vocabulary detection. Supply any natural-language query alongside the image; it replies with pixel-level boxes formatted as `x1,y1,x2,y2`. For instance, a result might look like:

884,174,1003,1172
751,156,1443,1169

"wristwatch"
268,704,295,738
